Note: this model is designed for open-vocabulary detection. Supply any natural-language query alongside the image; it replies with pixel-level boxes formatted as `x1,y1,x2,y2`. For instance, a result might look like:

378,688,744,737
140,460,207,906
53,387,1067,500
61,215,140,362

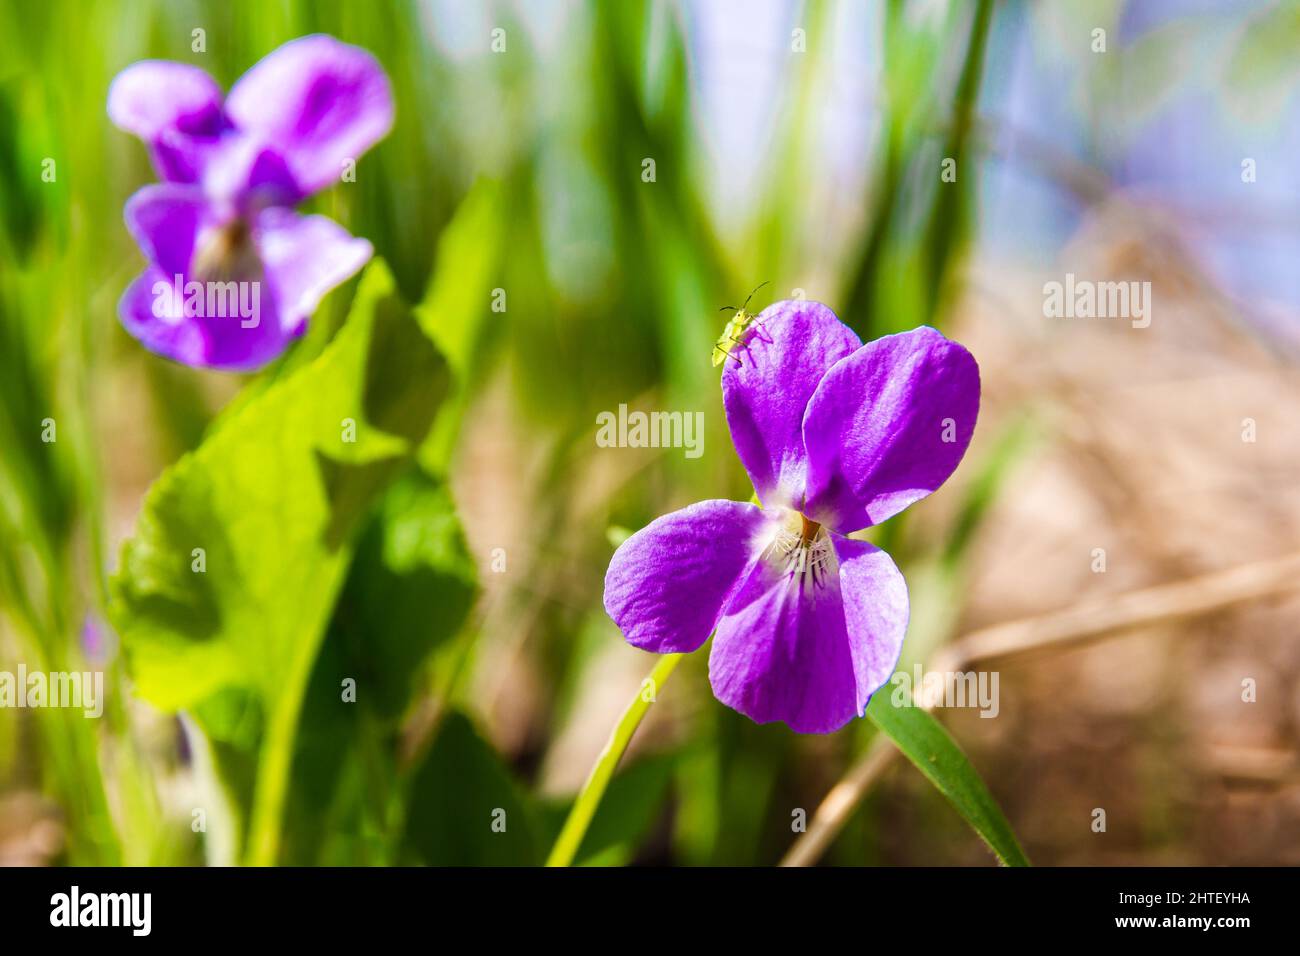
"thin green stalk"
245,635,320,866
545,653,682,867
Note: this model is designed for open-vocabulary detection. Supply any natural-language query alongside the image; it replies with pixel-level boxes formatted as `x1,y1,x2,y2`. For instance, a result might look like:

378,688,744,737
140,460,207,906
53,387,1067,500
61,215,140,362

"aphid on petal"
711,281,770,367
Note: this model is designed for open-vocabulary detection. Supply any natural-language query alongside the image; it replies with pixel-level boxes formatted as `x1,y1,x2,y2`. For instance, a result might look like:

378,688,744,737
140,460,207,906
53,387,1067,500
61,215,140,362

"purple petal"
721,300,861,511
803,327,980,532
200,327,296,372
833,535,909,716
118,266,295,373
201,135,302,209
117,268,209,367
196,294,296,372
81,615,117,665
708,549,858,734
123,184,211,276
604,500,769,654
224,35,394,197
107,61,225,182
108,61,224,139
255,207,373,336
708,532,909,733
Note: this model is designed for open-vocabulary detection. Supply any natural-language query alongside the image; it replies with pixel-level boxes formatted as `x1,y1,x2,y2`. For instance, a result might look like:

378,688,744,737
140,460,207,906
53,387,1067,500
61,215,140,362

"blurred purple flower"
80,614,116,664
604,303,980,733
109,35,393,370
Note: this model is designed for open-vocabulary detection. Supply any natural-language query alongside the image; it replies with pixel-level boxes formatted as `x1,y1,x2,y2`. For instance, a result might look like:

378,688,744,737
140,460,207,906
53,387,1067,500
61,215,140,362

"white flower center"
761,511,834,592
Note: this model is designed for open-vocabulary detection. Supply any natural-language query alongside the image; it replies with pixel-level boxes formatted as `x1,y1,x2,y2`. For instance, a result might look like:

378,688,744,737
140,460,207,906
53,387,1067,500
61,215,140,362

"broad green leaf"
416,178,505,381
326,469,477,719
110,260,450,863
110,259,448,714
401,711,539,866
282,469,478,864
415,178,505,471
868,695,1030,867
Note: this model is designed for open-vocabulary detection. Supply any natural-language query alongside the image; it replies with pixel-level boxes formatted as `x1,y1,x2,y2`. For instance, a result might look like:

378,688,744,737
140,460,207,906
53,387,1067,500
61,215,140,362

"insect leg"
723,332,756,355
715,345,744,366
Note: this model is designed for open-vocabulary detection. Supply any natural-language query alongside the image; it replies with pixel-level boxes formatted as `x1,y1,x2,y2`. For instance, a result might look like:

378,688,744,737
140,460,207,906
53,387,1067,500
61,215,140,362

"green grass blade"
867,694,1030,867
545,652,681,867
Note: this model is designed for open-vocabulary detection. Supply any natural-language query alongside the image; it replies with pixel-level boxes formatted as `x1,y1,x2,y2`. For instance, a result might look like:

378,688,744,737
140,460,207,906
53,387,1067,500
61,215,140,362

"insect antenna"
741,280,771,310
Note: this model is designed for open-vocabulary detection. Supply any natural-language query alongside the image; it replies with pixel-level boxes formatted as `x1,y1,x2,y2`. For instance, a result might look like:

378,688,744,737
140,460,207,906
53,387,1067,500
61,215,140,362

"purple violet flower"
80,614,115,665
108,35,394,371
603,302,980,733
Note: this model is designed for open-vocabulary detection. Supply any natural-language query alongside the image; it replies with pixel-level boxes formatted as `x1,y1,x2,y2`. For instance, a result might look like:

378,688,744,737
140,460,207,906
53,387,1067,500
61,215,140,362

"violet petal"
117,267,210,368
117,265,295,373
255,207,373,337
721,300,861,511
803,326,980,532
707,549,858,734
833,534,909,717
123,184,210,277
604,499,768,654
201,136,303,209
107,61,225,183
707,532,908,733
224,34,394,197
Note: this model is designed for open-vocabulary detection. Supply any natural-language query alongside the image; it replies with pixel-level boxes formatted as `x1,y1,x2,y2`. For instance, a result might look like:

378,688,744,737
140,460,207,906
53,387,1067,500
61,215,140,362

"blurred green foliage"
0,0,1019,866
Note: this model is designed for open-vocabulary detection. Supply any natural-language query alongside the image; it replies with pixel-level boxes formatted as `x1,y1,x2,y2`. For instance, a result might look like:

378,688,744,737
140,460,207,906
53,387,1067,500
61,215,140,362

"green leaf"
109,259,450,861
281,469,478,864
400,711,539,865
867,695,1030,867
415,178,506,471
330,469,476,721
111,259,446,711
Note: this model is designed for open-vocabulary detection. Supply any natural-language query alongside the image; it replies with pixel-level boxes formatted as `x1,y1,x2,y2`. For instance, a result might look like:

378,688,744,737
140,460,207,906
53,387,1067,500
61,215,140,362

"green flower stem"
545,652,682,867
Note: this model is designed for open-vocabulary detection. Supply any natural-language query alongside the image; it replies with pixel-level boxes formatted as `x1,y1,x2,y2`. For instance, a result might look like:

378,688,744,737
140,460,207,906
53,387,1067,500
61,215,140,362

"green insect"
711,282,770,367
